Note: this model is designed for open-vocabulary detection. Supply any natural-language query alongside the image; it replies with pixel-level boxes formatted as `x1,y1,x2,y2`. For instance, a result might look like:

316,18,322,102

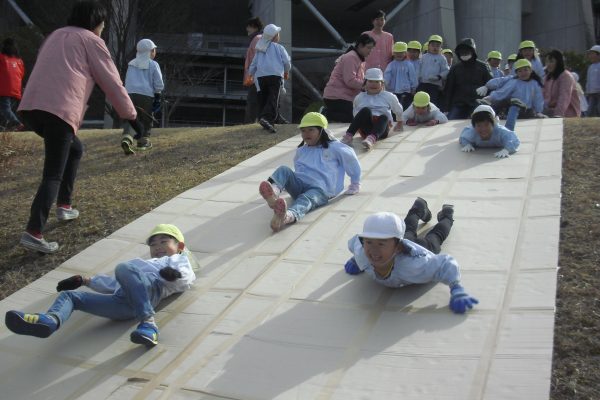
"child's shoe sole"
259,181,278,208
5,311,56,338
130,331,158,347
121,139,135,155
270,198,287,232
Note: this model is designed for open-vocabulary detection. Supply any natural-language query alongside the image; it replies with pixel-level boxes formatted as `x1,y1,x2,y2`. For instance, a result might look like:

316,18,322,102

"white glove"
535,112,548,118
461,144,475,153
476,86,488,96
345,182,360,195
494,148,510,158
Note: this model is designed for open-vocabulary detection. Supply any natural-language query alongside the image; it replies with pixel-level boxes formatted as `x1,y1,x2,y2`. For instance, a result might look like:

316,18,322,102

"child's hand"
424,119,438,126
345,182,360,195
494,148,510,158
159,267,182,282
344,258,363,275
449,284,479,314
406,119,418,126
461,144,475,152
57,275,83,292
476,86,488,96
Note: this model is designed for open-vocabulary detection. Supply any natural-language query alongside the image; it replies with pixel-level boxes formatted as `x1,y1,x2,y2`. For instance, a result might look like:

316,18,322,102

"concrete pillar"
454,0,521,63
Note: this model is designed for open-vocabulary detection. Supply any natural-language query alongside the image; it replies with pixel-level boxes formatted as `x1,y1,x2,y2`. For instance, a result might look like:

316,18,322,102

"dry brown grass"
0,119,598,398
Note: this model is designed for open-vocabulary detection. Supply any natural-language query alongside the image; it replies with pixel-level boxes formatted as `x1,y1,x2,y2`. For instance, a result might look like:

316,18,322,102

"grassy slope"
0,120,599,399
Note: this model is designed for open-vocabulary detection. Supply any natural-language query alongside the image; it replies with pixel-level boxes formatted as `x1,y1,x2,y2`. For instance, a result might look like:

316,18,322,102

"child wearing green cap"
5,224,196,348
384,41,418,110
402,91,448,126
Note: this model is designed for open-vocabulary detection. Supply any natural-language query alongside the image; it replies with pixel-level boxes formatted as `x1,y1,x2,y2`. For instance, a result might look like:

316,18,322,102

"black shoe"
275,115,290,124
136,139,153,151
410,197,432,223
437,204,454,222
259,118,277,133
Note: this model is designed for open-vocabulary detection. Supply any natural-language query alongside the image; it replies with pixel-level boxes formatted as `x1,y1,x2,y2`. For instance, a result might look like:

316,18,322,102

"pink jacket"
323,50,365,102
244,34,261,82
18,26,136,133
362,30,394,71
543,71,580,117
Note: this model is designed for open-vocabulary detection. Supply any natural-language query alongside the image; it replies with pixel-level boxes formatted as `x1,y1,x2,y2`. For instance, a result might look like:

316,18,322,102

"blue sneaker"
130,322,159,347
5,310,58,338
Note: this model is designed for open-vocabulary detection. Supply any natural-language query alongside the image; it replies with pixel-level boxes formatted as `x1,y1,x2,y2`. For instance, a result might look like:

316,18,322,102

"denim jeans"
0,96,21,126
271,165,329,220
47,262,163,327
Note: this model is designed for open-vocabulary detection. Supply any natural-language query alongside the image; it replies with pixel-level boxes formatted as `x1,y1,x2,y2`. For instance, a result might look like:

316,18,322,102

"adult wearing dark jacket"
444,38,492,119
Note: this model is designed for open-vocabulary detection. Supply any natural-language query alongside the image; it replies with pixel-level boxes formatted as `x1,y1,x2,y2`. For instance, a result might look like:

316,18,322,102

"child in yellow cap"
402,91,448,126
5,224,196,348
384,41,418,110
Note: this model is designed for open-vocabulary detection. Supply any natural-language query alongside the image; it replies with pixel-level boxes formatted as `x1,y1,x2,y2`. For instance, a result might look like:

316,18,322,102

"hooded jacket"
444,38,492,110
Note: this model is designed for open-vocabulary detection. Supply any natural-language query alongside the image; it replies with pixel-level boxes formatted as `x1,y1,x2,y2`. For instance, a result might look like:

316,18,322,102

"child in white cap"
5,224,196,348
259,112,361,232
345,205,478,314
402,91,448,126
248,23,291,133
341,67,403,150
121,38,164,154
460,105,520,158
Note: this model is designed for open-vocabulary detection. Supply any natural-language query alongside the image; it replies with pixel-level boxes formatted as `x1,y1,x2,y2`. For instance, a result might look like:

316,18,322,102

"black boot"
437,204,454,222
409,197,432,223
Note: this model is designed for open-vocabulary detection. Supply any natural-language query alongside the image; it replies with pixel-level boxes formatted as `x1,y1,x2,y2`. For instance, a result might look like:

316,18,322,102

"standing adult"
18,0,143,253
322,34,375,123
243,17,263,123
362,9,394,72
444,38,492,119
542,49,580,117
0,38,25,130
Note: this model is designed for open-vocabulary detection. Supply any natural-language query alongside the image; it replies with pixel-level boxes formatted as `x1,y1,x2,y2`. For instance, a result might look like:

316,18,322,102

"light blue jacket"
459,124,521,153
125,60,164,97
490,66,504,78
248,42,291,80
409,59,421,75
353,90,404,124
418,53,449,88
384,59,417,94
294,139,361,198
586,62,600,94
510,57,545,79
489,78,544,113
347,235,461,288
486,75,513,90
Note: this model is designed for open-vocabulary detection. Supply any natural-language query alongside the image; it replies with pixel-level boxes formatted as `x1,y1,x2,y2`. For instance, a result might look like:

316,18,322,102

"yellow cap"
513,58,532,71
428,34,443,43
487,50,502,60
147,224,185,244
507,53,517,61
298,112,328,129
413,91,430,107
519,40,535,50
407,40,421,50
393,41,408,53
442,48,453,55
422,41,429,51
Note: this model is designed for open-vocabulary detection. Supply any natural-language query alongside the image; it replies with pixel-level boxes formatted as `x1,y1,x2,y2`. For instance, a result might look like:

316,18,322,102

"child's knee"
115,262,135,279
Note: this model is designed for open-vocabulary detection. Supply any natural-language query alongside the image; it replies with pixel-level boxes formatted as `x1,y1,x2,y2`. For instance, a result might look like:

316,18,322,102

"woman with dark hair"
0,38,25,130
543,49,580,117
17,0,143,253
323,33,376,122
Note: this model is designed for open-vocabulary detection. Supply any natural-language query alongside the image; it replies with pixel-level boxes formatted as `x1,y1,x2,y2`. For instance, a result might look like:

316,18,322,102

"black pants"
403,210,452,254
395,92,413,111
244,85,259,123
22,110,83,232
257,75,282,124
323,98,354,123
123,93,153,139
416,83,442,107
347,107,390,140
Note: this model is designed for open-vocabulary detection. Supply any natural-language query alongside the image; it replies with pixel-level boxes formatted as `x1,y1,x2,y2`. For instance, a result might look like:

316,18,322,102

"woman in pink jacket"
18,0,143,253
323,34,375,123
543,49,580,117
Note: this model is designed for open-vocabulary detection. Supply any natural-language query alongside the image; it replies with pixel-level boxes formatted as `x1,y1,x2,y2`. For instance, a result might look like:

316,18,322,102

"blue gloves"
344,258,363,275
449,284,478,314
152,93,161,114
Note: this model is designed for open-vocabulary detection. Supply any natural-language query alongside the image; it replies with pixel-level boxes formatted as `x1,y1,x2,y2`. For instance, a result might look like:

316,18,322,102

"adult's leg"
288,187,329,221
323,98,354,123
447,105,468,120
56,135,83,207
23,110,76,233
399,93,413,110
346,107,373,136
244,85,259,123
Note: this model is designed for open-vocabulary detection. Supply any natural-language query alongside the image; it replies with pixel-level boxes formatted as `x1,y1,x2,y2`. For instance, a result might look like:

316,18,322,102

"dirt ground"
0,119,598,399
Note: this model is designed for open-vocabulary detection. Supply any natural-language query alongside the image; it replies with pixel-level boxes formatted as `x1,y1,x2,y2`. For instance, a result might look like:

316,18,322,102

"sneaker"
259,118,277,133
270,198,295,232
410,197,432,223
275,115,290,124
510,98,527,110
437,204,455,222
5,311,58,338
56,206,79,221
20,232,59,253
136,139,152,151
259,180,280,208
121,136,135,155
130,321,159,347
476,98,492,106
361,134,376,150
341,133,354,146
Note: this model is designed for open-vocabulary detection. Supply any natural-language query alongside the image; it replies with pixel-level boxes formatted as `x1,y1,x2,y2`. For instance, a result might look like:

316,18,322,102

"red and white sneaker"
270,198,295,232
340,133,353,145
361,134,376,150
259,181,281,208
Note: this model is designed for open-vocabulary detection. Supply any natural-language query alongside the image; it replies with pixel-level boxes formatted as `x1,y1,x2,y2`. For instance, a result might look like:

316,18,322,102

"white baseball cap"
365,68,384,81
472,104,496,118
263,24,281,40
358,212,405,240
588,45,600,53
136,39,157,52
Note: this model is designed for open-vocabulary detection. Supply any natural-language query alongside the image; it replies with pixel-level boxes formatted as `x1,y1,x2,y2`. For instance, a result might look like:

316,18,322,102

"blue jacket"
489,78,544,113
384,59,417,94
125,60,164,97
249,42,291,80
459,124,521,153
418,53,449,88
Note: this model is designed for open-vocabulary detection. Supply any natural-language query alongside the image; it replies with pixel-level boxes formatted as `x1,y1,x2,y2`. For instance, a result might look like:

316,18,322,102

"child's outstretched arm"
429,254,478,314
459,127,476,152
337,144,362,194
449,284,479,314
